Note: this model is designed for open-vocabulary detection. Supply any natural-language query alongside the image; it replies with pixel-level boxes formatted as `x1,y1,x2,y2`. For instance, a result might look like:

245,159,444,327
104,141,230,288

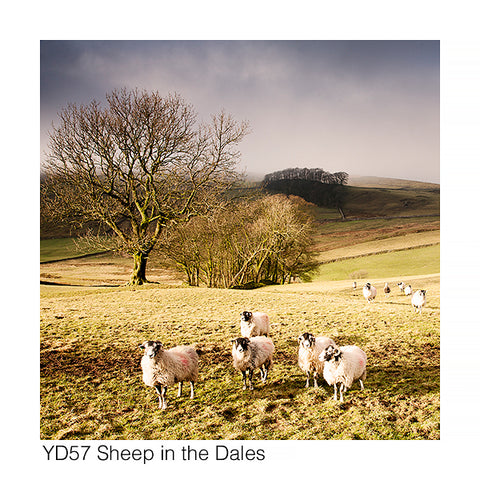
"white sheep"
319,344,367,402
139,340,199,409
412,289,427,313
352,281,357,290
297,332,336,388
231,336,274,390
363,283,377,302
384,282,391,296
397,282,406,292
404,284,412,296
240,311,270,337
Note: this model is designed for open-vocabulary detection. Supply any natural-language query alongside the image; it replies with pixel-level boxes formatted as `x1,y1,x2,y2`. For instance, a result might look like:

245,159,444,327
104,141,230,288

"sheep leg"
177,381,183,398
161,386,168,409
248,369,254,390
189,381,195,399
155,385,167,410
339,385,344,402
333,383,337,401
259,365,266,382
242,371,247,390
305,372,310,388
313,371,318,388
359,379,364,390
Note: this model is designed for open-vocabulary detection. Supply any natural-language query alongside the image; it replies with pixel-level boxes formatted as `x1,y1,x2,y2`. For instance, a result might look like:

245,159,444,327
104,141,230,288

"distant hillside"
348,175,440,191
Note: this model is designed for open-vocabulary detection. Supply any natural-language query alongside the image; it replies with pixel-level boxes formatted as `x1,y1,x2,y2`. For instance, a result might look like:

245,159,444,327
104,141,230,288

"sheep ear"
297,336,302,344
231,339,236,344
139,344,145,349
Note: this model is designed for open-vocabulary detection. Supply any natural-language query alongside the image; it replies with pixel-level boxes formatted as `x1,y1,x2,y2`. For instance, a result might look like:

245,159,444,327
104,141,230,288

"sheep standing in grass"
404,284,412,296
139,340,199,409
363,283,377,302
319,344,367,402
352,281,357,290
231,336,274,390
240,311,270,337
397,282,406,292
384,282,391,296
298,333,336,388
412,289,427,313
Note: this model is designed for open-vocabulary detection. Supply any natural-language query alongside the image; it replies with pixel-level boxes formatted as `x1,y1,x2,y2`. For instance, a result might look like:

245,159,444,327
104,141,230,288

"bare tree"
41,88,249,285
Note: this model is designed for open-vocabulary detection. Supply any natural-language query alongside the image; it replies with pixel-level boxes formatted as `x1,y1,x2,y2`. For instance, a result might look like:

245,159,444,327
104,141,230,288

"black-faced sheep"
139,340,199,409
240,311,270,337
384,282,391,295
298,333,336,388
412,289,427,313
397,282,406,292
363,283,377,302
231,336,274,390
404,284,412,296
319,344,367,402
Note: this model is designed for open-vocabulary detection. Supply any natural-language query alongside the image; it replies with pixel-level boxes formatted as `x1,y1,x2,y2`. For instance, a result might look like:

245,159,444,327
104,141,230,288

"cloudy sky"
40,40,440,183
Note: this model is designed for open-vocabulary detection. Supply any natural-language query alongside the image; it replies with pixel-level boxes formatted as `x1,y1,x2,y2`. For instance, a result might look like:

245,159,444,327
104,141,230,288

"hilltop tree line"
262,167,349,215
263,167,348,185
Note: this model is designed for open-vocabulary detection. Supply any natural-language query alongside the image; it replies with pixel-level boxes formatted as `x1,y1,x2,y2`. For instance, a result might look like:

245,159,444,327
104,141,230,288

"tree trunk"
130,252,148,285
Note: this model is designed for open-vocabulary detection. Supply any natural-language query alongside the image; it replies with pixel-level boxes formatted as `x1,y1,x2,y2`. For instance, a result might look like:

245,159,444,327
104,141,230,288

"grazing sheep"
404,284,412,296
240,311,270,337
139,340,199,409
412,289,427,313
231,336,274,390
298,333,336,388
319,344,367,402
397,282,406,292
363,283,377,302
352,281,357,290
384,282,391,296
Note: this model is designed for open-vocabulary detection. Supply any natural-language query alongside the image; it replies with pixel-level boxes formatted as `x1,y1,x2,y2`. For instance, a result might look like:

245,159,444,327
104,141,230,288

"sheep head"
298,332,315,348
139,340,164,359
231,337,250,353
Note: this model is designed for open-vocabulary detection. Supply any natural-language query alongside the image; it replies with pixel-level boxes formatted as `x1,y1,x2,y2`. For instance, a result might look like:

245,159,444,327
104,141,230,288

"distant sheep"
298,333,336,388
352,281,357,290
231,336,274,390
384,282,391,296
404,285,412,296
240,311,270,337
319,344,367,402
363,283,377,302
412,289,427,313
139,340,199,409
397,282,406,292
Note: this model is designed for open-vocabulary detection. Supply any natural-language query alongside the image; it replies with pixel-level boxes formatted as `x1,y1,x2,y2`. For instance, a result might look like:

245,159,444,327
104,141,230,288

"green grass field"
41,238,107,263
313,244,440,281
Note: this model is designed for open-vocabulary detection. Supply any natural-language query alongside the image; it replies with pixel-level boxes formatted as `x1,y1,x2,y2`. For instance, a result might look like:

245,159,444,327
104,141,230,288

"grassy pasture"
314,244,440,281
40,273,439,440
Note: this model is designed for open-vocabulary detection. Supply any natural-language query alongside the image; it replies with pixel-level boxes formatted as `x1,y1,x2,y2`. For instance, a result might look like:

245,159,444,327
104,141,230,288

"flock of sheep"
356,280,427,313
140,309,368,409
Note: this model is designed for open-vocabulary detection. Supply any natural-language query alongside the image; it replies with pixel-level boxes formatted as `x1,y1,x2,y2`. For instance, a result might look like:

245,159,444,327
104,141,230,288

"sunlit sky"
41,40,439,183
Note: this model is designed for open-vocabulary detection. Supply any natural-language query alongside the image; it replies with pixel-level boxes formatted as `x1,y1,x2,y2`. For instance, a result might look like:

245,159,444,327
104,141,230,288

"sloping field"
316,230,440,264
313,245,439,281
40,274,439,440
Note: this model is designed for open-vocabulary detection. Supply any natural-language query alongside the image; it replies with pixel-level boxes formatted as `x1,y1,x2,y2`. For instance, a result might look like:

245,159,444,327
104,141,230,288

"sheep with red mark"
139,340,199,409
319,344,367,402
